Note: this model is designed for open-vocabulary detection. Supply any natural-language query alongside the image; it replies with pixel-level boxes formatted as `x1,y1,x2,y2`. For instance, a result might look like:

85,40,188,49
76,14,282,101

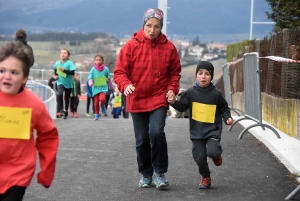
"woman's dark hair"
0,41,33,77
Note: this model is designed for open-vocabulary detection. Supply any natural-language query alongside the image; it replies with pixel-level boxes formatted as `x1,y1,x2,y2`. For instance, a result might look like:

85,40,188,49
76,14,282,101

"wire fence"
215,27,300,140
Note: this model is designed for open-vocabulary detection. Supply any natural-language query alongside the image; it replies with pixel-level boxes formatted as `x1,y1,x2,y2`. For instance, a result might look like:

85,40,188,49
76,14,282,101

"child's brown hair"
61,48,71,57
94,53,104,61
0,41,33,77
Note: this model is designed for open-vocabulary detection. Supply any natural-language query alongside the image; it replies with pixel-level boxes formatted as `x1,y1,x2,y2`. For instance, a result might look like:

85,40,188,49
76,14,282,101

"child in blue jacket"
86,80,94,117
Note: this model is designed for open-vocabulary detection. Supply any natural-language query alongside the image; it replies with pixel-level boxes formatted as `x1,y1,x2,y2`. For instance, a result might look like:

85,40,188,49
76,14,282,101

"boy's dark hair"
196,61,214,80
0,41,33,77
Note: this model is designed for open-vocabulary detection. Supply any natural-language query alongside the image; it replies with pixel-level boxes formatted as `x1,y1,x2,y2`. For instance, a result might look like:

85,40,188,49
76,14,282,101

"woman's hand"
124,84,135,96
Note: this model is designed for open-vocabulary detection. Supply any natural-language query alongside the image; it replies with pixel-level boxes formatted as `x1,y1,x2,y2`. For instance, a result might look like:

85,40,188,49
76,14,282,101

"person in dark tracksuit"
168,61,233,189
70,73,81,117
48,73,60,118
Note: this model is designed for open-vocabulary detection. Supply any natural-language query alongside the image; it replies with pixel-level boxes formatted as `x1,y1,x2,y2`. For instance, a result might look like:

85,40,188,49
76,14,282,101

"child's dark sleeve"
78,81,81,96
171,90,190,112
218,93,232,124
54,69,58,76
63,69,75,75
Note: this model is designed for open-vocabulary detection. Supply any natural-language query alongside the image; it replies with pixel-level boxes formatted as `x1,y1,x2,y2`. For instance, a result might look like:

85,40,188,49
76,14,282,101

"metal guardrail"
25,80,57,119
222,62,244,116
228,52,280,139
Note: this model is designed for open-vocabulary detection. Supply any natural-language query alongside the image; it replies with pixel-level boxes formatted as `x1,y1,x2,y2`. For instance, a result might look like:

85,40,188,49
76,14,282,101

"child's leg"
115,107,122,118
86,97,91,113
92,97,95,114
112,108,116,118
94,93,100,114
74,97,79,112
70,97,74,113
99,92,106,108
1,186,27,201
207,138,223,160
64,88,72,112
191,139,210,178
57,85,65,112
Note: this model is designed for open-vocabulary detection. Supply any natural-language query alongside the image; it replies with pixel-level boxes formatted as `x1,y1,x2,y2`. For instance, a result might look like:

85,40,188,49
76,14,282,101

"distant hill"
0,0,274,42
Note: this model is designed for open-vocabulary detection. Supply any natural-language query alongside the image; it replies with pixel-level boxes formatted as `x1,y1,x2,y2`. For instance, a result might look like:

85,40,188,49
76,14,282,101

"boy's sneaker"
153,172,169,189
63,111,68,119
56,112,61,118
86,113,91,117
199,177,211,189
139,176,152,188
212,156,222,166
60,110,65,117
94,114,100,120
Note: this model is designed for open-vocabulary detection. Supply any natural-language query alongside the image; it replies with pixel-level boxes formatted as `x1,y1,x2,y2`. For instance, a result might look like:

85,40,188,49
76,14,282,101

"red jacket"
0,89,59,193
114,29,181,112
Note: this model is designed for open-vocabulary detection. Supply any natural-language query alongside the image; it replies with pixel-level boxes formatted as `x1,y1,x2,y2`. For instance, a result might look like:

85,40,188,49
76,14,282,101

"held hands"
124,84,135,96
166,90,176,104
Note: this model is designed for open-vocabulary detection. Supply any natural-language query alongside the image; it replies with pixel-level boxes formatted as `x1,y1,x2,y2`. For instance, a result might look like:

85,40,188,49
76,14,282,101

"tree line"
266,0,300,32
0,32,119,42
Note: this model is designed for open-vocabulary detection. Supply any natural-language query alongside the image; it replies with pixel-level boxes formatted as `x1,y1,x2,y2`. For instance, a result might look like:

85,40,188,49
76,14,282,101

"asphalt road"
23,100,300,201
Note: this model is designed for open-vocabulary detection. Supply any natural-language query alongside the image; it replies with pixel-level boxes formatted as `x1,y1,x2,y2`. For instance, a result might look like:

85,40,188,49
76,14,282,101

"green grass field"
29,41,96,65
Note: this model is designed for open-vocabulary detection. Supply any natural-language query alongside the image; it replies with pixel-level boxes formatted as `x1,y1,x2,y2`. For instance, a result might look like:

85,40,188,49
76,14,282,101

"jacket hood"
131,28,168,44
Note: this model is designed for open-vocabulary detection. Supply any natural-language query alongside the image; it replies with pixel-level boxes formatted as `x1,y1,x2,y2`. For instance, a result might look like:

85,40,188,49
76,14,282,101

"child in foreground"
167,61,233,189
0,41,59,200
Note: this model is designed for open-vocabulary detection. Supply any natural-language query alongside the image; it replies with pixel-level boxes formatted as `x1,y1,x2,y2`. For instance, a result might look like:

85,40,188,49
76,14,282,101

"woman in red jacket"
114,8,181,189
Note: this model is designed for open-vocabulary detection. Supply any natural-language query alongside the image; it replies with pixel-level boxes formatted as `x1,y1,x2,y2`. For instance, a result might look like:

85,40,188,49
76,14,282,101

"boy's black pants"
191,138,223,178
70,96,79,113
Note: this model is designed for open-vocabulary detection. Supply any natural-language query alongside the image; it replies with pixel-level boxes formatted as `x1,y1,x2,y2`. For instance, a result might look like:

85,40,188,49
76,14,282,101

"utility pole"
158,0,169,36
249,0,274,40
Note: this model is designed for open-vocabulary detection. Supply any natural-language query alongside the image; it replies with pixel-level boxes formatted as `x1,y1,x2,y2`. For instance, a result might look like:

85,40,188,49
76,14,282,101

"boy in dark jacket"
167,61,233,189
70,73,81,117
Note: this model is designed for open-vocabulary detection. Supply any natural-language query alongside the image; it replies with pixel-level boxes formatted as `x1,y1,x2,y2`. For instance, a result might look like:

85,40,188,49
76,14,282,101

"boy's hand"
226,118,233,125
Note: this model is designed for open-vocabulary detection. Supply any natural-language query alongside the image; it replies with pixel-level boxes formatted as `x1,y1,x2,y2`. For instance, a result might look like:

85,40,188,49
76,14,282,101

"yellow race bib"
0,107,32,140
192,102,216,123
